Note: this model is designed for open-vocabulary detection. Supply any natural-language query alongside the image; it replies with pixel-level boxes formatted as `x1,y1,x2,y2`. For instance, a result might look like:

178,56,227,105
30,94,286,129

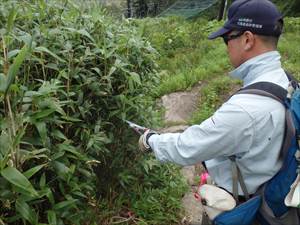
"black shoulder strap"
237,81,287,105
285,70,299,89
235,70,299,102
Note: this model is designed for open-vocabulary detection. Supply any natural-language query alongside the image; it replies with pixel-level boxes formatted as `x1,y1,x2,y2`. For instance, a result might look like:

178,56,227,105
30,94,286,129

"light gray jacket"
149,51,289,195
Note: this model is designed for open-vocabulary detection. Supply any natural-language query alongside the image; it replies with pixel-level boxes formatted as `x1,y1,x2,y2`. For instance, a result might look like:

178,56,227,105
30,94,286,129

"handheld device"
125,120,148,135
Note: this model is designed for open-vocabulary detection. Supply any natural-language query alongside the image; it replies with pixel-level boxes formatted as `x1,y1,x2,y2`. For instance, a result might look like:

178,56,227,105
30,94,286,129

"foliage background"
0,1,186,224
102,0,300,19
0,0,299,224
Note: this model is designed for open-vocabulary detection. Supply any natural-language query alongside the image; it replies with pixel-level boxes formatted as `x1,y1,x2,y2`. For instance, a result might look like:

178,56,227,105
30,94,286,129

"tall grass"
137,18,231,96
0,1,187,224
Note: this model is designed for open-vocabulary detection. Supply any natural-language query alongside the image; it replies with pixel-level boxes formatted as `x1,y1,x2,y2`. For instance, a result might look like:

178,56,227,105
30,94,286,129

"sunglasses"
222,31,245,45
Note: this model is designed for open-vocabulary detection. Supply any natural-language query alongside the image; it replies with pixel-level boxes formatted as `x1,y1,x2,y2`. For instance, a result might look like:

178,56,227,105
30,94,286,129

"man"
139,0,289,223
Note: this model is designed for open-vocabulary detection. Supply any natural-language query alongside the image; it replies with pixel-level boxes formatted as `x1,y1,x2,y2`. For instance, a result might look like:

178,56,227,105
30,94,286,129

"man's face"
223,31,245,68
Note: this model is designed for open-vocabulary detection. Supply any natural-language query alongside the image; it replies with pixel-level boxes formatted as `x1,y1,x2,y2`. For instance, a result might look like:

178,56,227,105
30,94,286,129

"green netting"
160,0,217,19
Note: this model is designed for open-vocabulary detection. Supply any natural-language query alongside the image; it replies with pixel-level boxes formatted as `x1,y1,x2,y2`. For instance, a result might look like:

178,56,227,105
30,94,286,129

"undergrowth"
137,18,231,96
0,0,299,224
0,1,187,224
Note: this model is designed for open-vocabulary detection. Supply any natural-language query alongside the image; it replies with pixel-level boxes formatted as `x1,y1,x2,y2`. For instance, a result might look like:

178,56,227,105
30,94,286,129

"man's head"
209,0,283,68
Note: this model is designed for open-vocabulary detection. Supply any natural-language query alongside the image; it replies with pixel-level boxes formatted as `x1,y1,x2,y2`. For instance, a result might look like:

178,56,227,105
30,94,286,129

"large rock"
161,83,202,124
181,166,196,186
159,125,189,133
181,192,204,225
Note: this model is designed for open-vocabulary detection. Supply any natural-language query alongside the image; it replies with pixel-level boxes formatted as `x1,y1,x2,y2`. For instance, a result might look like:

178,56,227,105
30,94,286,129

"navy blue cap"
209,0,283,39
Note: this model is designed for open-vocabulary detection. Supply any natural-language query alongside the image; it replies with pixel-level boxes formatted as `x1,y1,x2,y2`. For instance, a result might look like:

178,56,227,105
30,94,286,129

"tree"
134,0,148,17
218,0,226,21
127,0,132,17
127,0,177,18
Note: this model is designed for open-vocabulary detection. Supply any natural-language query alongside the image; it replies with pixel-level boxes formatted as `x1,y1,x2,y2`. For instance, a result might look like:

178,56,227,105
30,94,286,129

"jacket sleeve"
148,101,255,166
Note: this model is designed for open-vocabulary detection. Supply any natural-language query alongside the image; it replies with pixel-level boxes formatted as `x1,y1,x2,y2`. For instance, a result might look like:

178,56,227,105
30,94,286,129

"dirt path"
160,83,205,225
160,79,241,224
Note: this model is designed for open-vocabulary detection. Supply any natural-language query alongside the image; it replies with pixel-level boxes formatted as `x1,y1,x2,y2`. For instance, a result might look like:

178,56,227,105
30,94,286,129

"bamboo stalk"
2,37,9,75
2,37,18,167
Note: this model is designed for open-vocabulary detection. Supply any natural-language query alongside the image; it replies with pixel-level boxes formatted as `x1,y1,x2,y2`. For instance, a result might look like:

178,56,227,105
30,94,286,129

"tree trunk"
127,0,132,18
218,0,226,21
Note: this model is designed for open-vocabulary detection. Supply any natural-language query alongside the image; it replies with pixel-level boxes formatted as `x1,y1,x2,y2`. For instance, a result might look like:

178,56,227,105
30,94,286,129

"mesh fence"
160,0,217,18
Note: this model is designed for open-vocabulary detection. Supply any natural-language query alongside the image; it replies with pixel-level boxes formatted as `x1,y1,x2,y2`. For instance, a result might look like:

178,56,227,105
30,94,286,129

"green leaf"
46,188,55,205
47,210,57,225
108,66,116,76
50,151,65,161
8,49,20,59
49,100,66,116
23,164,46,179
5,39,32,94
20,148,49,162
1,167,39,197
78,167,92,177
17,33,32,46
45,63,59,71
63,27,95,42
58,144,85,160
130,72,141,85
51,129,67,140
0,74,7,93
13,127,25,149
34,121,48,145
6,8,17,34
16,199,37,224
39,173,46,188
32,108,56,120
35,46,66,63
53,161,69,177
53,199,77,210
0,131,11,156
61,116,82,122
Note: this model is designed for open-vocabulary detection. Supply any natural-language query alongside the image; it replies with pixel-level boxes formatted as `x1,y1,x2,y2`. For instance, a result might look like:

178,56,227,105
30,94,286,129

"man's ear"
243,31,255,51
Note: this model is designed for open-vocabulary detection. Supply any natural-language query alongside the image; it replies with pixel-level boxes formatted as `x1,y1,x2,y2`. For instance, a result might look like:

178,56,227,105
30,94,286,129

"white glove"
138,129,157,153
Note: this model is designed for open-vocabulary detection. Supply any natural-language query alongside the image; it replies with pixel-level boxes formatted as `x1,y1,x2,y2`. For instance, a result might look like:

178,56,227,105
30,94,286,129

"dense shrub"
0,1,186,224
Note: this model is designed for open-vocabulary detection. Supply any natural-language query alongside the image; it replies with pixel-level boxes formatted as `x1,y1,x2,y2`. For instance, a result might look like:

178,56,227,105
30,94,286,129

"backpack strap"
230,81,296,202
285,70,299,89
237,81,287,103
229,155,250,202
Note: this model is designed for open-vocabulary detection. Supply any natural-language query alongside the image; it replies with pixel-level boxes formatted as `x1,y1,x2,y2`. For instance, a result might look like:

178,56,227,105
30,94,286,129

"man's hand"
138,129,157,153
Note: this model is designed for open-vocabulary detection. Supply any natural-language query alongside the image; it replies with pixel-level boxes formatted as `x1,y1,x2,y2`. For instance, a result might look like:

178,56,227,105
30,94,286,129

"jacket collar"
229,51,282,87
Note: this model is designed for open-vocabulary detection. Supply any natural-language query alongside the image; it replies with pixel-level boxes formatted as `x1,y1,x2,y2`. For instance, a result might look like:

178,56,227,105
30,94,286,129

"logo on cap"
237,18,263,29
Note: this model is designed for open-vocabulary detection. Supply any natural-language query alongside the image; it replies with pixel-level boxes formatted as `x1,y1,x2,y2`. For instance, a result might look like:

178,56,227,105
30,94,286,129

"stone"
159,125,189,133
161,83,202,124
181,166,196,186
181,192,204,225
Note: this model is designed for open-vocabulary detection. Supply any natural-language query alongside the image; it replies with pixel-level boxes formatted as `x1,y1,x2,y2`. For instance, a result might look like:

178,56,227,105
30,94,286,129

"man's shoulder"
225,91,285,117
